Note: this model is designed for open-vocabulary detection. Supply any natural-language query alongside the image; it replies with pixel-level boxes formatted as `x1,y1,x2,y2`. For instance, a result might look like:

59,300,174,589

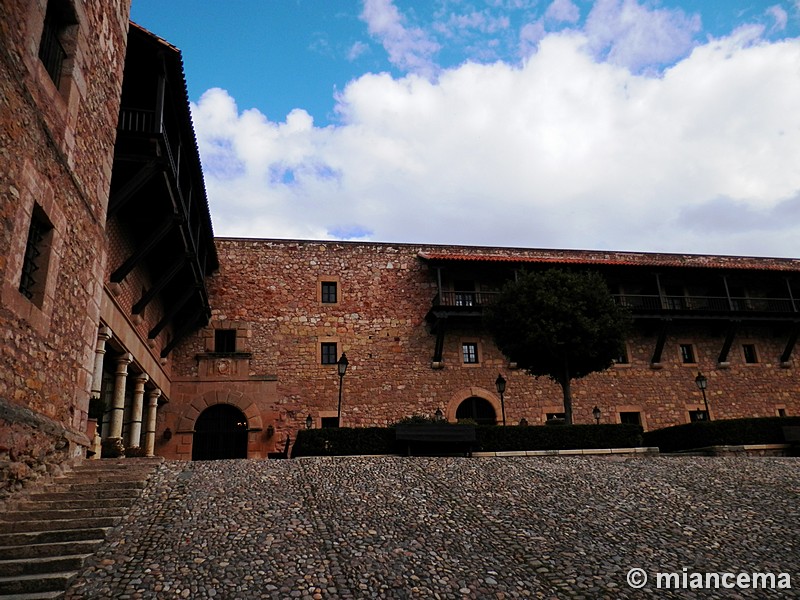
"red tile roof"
417,250,800,272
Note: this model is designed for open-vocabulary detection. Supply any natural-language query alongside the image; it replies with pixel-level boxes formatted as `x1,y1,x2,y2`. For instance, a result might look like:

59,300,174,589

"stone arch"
177,389,263,433
445,387,501,423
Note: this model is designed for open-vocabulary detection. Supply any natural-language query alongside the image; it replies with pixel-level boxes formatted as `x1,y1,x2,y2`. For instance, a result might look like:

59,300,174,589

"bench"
268,436,292,459
395,424,476,457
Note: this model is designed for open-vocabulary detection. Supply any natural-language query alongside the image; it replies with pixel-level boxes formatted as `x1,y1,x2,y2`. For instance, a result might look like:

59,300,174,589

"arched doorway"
192,404,248,460
455,396,497,425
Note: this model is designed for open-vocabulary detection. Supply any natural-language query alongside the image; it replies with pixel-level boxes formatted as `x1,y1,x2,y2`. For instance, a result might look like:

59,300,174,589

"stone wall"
167,239,800,454
0,0,132,487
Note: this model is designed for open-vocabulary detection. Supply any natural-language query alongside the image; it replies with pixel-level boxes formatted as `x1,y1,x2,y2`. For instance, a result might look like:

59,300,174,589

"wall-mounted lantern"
266,424,275,438
162,427,172,441
306,414,313,429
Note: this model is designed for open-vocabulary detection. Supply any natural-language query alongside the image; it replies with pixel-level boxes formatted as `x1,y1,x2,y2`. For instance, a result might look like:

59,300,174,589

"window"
18,206,54,306
619,412,641,426
214,329,236,353
321,281,337,304
321,416,340,428
454,280,476,306
546,412,565,422
321,342,338,365
679,343,696,364
742,344,758,364
462,342,479,364
777,408,787,418
38,0,76,87
689,410,708,422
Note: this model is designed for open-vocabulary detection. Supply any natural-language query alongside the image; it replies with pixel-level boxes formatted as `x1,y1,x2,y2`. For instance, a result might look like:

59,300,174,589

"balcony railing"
118,108,158,134
433,291,796,315
613,294,796,314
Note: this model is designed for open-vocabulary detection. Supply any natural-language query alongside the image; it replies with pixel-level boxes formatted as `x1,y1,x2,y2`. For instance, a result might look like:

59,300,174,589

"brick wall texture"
167,238,800,455
0,0,131,496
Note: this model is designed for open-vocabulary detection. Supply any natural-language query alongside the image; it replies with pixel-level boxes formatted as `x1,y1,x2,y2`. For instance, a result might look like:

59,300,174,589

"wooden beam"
107,161,158,219
131,253,188,315
148,284,199,340
781,323,800,364
651,320,670,365
109,214,179,284
433,318,448,363
717,322,738,364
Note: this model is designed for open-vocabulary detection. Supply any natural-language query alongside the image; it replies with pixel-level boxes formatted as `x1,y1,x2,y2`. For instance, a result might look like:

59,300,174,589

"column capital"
132,372,150,386
98,325,113,342
147,388,162,404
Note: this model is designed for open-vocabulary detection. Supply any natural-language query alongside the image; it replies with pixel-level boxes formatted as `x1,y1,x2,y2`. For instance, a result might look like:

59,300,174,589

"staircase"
0,458,161,599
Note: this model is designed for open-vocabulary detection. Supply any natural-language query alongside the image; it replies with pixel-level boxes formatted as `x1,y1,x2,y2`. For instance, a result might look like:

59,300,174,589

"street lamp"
592,405,601,424
695,372,711,421
495,374,507,426
305,414,313,429
434,407,444,422
336,353,348,427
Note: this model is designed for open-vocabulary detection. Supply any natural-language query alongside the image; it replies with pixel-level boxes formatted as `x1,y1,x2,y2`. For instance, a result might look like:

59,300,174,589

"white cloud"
360,0,440,76
545,0,580,24
766,4,788,32
584,0,701,72
192,29,800,258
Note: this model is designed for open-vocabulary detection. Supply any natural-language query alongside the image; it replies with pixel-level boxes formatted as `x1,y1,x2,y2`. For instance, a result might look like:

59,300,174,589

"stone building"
2,3,799,476
0,0,133,493
163,238,800,460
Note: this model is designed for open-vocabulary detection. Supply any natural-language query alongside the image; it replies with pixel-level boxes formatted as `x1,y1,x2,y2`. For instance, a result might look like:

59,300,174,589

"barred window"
19,207,53,306
38,0,76,87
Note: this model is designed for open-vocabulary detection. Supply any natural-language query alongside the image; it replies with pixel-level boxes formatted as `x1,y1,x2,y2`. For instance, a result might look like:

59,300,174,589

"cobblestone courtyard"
64,456,799,599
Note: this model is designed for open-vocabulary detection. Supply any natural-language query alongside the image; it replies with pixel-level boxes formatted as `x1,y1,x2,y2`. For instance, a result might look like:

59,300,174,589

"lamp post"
695,372,711,421
592,405,601,425
495,374,507,426
336,352,348,427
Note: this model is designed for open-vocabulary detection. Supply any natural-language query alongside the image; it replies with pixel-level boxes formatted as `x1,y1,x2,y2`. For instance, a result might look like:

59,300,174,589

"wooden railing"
613,294,796,314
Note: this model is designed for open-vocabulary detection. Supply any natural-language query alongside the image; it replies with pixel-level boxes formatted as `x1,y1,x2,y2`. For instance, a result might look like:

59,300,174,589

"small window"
214,329,236,353
321,342,338,365
38,0,76,87
615,346,630,365
546,412,565,422
619,411,641,426
321,281,337,304
777,408,787,418
18,206,54,307
689,410,708,422
742,344,758,364
321,416,340,428
462,342,479,364
679,344,696,364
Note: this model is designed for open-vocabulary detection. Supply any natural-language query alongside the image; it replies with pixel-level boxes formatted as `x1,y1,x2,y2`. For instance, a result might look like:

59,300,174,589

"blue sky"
129,1,800,257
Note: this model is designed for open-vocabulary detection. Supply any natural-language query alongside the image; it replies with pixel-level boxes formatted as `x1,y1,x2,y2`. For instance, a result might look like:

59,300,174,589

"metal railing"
613,294,796,313
38,17,66,87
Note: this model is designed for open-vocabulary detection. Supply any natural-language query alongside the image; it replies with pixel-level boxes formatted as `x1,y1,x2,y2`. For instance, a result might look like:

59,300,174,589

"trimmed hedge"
642,416,800,453
475,423,643,451
292,427,396,457
291,423,644,457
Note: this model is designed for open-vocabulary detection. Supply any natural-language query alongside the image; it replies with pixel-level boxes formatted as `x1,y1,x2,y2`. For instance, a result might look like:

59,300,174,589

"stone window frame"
22,0,88,159
615,404,648,430
319,338,339,366
541,405,566,424
1,161,65,334
678,342,697,365
202,321,251,355
460,339,481,366
318,276,341,306
613,341,632,367
741,342,759,365
776,406,788,417
686,406,709,423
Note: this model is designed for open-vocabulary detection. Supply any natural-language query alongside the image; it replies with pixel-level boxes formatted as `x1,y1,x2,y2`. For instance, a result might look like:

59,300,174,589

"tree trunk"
561,359,573,425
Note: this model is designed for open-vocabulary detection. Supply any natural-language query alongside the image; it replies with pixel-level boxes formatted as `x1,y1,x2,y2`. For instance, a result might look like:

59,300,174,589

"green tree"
484,269,631,425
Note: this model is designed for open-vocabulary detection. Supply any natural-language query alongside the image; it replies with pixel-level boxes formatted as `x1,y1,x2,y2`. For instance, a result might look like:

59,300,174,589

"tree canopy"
484,269,631,424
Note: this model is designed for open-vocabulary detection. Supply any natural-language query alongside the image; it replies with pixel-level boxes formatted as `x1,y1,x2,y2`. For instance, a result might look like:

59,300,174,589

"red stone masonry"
167,238,800,454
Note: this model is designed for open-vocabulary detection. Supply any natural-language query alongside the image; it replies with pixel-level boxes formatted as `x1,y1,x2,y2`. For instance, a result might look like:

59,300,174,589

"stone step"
39,482,145,494
0,591,64,599
13,497,130,511
0,555,92,578
0,540,101,561
0,516,119,534
0,572,78,595
27,489,140,502
0,527,109,547
0,507,126,522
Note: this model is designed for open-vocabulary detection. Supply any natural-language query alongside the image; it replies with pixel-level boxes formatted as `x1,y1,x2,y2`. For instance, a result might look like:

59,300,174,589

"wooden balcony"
613,294,797,320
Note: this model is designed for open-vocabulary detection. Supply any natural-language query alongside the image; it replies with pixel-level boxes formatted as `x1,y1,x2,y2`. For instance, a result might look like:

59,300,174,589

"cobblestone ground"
64,456,799,599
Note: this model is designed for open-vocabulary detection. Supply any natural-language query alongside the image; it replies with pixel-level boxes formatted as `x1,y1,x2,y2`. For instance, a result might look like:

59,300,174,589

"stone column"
107,353,132,442
127,373,149,449
144,388,162,457
90,326,113,402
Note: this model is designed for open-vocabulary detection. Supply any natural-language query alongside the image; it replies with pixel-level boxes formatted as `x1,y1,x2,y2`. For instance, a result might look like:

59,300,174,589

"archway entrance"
192,404,248,460
455,396,497,425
